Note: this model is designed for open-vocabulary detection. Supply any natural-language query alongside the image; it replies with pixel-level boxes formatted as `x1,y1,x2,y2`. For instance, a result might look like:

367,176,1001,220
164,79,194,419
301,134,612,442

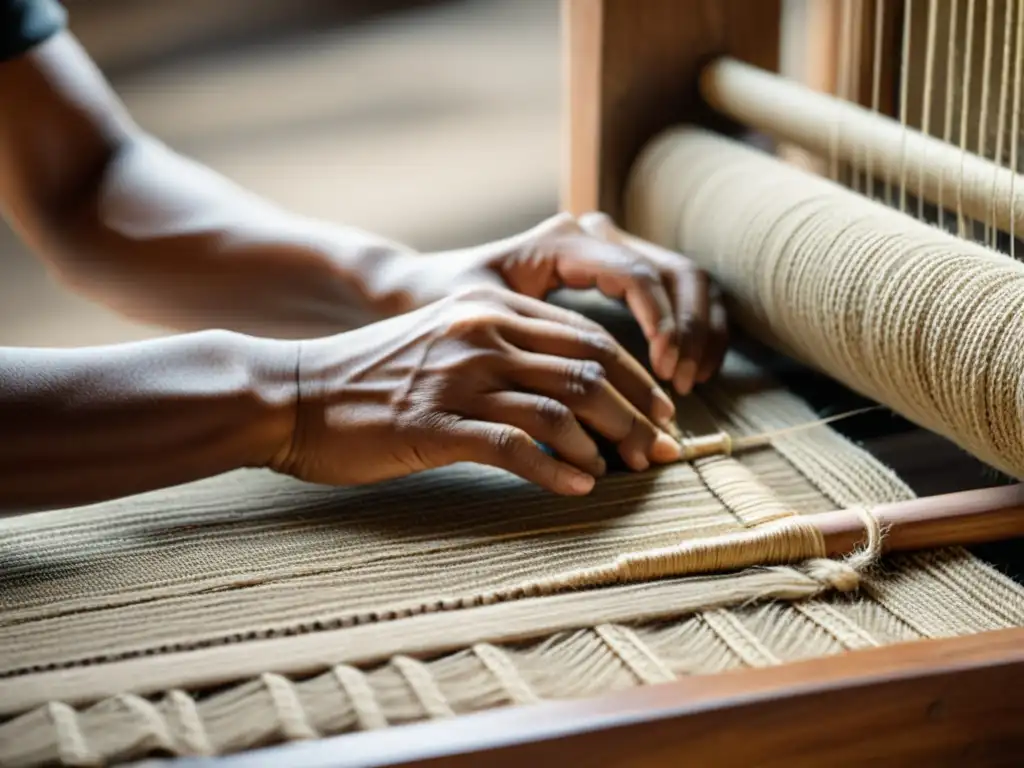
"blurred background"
0,0,560,346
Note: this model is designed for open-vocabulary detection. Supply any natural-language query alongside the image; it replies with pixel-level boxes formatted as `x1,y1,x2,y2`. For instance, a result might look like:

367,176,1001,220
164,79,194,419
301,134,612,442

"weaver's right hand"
267,286,682,495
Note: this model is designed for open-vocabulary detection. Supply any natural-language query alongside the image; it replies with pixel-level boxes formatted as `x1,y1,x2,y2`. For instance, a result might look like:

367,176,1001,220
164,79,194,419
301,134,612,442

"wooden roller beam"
817,482,1024,557
599,483,1024,580
701,56,1024,236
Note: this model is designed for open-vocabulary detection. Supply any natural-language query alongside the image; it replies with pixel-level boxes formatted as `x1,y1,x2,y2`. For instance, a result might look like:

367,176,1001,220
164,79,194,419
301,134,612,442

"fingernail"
652,387,676,426
568,473,595,494
674,360,697,395
652,432,683,463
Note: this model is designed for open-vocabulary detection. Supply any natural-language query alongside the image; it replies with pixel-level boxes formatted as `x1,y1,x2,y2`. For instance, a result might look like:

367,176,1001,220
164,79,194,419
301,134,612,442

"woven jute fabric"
3,352,1023,766
626,126,1024,480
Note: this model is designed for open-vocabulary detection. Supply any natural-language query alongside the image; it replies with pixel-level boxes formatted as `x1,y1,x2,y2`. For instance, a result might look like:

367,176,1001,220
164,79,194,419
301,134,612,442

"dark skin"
0,32,728,514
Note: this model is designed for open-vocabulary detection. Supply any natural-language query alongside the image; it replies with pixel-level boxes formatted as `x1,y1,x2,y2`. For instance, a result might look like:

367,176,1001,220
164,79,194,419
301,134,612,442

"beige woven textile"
3,352,1023,766
627,127,1024,480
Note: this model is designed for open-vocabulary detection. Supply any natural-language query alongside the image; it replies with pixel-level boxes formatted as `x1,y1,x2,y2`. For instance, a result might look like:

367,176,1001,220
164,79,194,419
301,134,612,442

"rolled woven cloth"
625,126,1024,479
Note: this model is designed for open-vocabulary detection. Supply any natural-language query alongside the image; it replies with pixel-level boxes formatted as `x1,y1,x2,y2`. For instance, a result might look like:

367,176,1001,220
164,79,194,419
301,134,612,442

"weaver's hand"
402,213,728,395
268,286,682,495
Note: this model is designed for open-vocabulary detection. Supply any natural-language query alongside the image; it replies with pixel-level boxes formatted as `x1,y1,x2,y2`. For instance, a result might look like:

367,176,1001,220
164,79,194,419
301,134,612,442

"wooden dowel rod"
700,57,1024,236
817,483,1024,557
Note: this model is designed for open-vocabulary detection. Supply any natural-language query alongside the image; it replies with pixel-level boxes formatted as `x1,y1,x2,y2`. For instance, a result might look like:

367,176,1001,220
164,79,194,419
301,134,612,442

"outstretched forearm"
1,33,420,338
0,331,294,514
39,135,420,336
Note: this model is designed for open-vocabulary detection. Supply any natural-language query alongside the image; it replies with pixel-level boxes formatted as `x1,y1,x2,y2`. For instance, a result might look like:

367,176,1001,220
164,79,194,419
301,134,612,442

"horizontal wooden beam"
196,625,1024,767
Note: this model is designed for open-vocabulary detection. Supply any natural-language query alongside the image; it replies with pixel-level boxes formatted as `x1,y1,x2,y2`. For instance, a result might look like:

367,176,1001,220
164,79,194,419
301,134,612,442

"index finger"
498,315,676,428
445,421,597,496
667,265,709,394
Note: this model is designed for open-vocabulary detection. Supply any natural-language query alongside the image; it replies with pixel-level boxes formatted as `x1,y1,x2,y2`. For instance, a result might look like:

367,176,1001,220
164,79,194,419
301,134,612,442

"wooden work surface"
166,626,1024,768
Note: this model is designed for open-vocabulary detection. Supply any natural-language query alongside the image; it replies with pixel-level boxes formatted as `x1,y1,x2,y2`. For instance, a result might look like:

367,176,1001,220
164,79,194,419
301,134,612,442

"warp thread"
0,510,885,766
626,127,1024,480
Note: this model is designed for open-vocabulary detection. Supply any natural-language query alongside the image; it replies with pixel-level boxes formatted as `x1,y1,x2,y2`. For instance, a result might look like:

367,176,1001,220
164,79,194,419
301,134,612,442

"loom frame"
177,2,1024,764
554,0,1024,764
188,625,1024,767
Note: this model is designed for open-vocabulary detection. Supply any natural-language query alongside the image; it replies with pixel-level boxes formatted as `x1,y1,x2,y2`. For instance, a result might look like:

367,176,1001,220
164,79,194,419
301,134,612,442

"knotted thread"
486,506,883,600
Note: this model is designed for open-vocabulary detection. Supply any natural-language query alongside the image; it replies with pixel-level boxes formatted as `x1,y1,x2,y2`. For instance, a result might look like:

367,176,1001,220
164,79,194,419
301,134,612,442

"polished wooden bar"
819,483,1024,556
192,626,1024,767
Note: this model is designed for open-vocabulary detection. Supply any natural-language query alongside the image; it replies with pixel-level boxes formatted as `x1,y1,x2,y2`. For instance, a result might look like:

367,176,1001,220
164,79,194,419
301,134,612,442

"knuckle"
625,413,656,444
546,211,580,232
578,211,612,234
677,311,708,340
627,261,660,286
526,213,581,247
676,311,696,333
566,360,606,397
677,258,702,275
444,311,506,342
491,426,530,457
577,328,618,360
657,264,678,283
535,397,574,432
453,350,508,381
668,263,703,288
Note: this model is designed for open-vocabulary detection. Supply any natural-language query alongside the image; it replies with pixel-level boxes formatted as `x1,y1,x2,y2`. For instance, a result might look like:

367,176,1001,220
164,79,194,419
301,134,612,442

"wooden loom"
6,1,1024,766
558,0,1024,762
295,1,1024,763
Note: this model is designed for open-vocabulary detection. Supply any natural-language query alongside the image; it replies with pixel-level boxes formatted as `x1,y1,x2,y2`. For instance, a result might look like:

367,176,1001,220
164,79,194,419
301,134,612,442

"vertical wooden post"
561,0,782,221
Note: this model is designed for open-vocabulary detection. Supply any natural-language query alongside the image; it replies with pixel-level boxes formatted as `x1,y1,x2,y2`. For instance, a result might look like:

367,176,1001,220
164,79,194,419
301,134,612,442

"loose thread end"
673,404,886,463
679,432,735,461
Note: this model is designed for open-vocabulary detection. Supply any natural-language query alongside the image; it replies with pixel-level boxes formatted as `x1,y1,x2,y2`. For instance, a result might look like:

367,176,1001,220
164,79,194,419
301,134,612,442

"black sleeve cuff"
0,0,67,63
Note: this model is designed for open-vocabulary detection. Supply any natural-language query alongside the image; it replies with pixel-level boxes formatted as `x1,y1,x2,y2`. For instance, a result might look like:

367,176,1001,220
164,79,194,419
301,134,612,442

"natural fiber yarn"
699,57,1024,236
626,127,1024,480
5,357,1024,767
481,506,880,599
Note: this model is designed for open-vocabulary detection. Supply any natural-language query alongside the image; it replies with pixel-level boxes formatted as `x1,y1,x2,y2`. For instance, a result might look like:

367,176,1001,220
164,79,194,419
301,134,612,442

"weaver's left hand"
406,213,728,395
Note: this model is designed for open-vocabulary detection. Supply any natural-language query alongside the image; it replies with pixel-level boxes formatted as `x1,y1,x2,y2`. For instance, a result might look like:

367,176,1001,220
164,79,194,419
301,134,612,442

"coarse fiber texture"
627,126,1024,481
2,354,1024,766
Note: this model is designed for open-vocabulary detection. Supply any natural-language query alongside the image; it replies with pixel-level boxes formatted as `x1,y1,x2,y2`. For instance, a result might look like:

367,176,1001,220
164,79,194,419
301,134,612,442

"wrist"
377,247,506,313
361,248,435,317
288,216,428,323
233,333,300,471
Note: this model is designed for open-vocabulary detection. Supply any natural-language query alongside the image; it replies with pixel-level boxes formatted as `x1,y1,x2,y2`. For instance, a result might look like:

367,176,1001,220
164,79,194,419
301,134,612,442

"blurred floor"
0,0,560,347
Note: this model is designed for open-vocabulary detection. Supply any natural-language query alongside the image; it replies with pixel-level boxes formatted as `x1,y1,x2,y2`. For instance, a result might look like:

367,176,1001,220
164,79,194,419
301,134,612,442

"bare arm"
1,289,685,515
0,331,295,513
0,27,727,389
0,32,418,337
